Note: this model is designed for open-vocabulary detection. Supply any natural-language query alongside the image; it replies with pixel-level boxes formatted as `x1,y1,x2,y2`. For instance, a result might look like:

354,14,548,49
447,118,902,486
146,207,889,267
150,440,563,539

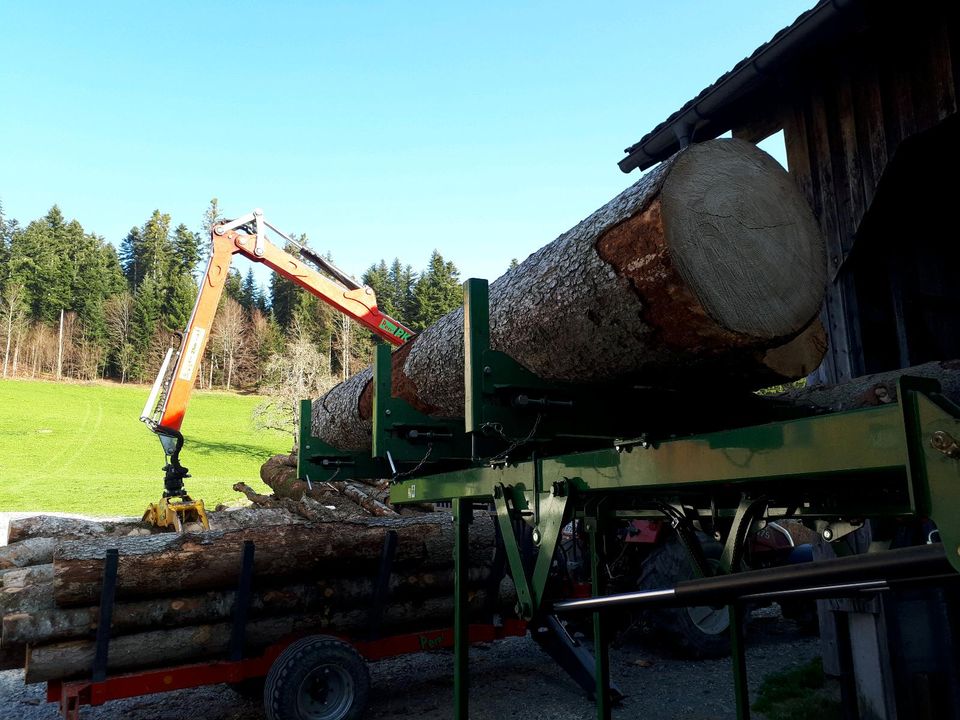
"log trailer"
293,278,960,720
138,209,414,531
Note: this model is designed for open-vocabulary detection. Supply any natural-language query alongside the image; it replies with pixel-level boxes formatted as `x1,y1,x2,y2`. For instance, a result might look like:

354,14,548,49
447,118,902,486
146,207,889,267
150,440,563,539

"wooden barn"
621,2,960,716
619,0,959,386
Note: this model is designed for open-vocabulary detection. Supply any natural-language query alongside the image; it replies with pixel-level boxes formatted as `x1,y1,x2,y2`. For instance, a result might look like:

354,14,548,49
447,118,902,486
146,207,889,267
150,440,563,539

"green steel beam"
585,502,612,720
492,485,535,618
298,399,386,483
899,379,960,567
529,484,570,610
452,498,471,720
392,403,909,503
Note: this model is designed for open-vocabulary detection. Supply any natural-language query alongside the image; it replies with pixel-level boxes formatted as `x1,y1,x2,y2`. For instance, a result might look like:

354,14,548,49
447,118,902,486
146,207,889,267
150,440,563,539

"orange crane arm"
142,210,414,438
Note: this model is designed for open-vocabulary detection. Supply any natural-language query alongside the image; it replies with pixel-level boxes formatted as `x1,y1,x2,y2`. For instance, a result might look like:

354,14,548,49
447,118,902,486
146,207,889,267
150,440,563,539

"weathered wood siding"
777,9,958,382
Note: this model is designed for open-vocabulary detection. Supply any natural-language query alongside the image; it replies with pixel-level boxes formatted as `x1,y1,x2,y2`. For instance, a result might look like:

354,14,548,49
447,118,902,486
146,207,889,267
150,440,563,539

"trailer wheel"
264,635,370,720
636,536,733,659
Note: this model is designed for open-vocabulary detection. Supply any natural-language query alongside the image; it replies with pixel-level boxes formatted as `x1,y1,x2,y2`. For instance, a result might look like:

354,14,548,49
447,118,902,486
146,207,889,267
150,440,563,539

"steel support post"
453,498,472,720
586,512,611,720
729,603,750,720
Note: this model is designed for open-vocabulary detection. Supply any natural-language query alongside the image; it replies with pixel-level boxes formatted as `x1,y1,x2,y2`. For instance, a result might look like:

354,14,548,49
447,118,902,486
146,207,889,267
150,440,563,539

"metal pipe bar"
554,544,951,614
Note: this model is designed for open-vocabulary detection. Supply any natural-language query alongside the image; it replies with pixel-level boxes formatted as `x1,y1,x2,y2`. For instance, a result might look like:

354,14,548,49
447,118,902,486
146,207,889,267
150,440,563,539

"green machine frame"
298,278,960,720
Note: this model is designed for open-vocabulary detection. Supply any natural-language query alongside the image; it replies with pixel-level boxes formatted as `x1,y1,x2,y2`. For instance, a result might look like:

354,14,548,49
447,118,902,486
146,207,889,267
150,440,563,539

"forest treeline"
0,200,464,426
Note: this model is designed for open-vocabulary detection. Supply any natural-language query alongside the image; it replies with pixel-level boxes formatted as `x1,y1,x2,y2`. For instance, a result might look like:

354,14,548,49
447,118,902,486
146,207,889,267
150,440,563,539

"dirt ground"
1,609,819,720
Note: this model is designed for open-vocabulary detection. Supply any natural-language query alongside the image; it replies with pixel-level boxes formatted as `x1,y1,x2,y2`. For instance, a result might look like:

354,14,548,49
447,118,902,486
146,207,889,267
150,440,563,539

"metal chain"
393,443,434,480
481,413,543,464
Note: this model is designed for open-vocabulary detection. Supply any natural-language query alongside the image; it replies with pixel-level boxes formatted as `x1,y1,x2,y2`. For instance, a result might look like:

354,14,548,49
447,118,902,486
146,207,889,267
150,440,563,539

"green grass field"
0,379,289,516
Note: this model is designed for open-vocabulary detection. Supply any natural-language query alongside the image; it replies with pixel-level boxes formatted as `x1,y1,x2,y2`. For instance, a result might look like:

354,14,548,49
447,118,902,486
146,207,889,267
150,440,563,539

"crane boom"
139,209,414,530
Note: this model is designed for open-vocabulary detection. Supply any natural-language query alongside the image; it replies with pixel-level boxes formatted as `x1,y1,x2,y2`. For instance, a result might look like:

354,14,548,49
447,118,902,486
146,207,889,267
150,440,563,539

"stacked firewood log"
0,466,505,684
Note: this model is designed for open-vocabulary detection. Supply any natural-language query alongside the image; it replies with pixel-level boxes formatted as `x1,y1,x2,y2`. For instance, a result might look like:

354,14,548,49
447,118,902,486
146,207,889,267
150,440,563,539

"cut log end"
661,138,826,341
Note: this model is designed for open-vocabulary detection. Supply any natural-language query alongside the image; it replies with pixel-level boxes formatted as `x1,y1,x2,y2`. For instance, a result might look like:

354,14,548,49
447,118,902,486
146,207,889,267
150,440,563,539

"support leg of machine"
586,515,611,720
729,603,750,720
453,497,472,720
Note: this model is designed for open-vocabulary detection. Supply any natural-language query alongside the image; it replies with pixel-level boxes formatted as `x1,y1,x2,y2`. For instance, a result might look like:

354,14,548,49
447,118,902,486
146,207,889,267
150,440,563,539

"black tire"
636,536,733,659
264,635,370,720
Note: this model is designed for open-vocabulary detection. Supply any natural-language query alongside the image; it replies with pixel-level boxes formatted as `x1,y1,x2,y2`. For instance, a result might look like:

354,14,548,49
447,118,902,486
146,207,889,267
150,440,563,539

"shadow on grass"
183,437,281,460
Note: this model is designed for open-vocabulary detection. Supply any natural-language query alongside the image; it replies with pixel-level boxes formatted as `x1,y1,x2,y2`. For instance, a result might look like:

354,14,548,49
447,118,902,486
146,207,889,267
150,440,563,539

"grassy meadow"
0,379,289,516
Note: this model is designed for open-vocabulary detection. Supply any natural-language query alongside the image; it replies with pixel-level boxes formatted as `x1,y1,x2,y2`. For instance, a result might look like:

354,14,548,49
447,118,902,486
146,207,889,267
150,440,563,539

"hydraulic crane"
139,209,414,531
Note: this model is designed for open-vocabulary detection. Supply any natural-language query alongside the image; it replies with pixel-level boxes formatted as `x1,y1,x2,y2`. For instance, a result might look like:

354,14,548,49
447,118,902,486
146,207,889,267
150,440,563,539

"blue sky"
0,1,811,285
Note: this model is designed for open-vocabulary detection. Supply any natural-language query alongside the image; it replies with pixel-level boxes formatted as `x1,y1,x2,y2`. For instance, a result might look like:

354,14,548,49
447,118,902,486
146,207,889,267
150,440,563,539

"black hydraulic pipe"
554,544,953,614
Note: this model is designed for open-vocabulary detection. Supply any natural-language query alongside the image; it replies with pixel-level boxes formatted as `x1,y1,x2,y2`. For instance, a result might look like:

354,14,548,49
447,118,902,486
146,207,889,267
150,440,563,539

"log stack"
0,493,504,684
313,138,829,452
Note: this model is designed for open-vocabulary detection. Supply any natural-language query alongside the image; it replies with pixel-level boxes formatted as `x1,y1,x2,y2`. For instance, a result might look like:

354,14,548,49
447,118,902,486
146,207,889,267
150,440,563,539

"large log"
5,515,145,545
2,508,306,556
0,565,54,616
53,513,495,607
0,538,56,570
4,566,491,647
313,138,826,450
25,592,498,683
780,359,960,410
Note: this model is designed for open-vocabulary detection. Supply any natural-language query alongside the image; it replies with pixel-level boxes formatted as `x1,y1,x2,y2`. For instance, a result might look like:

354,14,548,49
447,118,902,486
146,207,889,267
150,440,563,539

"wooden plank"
808,80,859,381
908,22,946,134
834,56,868,244
781,98,817,209
732,113,782,145
781,95,839,384
877,32,917,160
925,19,958,122
950,12,960,113
850,45,888,211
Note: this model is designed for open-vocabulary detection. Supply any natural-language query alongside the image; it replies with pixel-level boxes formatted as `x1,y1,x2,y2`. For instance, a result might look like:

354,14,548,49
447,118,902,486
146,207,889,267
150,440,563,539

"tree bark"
779,359,960,410
53,513,495,607
3,508,307,549
24,591,499,683
313,139,826,450
4,566,490,647
327,482,396,516
0,538,56,570
5,516,145,545
0,565,54,616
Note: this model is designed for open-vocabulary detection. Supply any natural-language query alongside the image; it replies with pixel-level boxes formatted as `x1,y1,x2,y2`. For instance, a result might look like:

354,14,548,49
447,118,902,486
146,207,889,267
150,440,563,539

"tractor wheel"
636,536,734,659
264,635,370,720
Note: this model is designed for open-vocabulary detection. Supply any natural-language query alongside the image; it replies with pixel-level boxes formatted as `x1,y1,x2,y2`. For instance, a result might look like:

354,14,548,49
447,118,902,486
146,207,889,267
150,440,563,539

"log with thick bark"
5,515,145,545
3,508,306,549
0,565,54,616
328,482,396,517
258,454,399,516
24,591,501,683
0,537,56,570
780,359,960,411
4,566,491,647
313,138,826,450
0,538,57,570
53,513,495,607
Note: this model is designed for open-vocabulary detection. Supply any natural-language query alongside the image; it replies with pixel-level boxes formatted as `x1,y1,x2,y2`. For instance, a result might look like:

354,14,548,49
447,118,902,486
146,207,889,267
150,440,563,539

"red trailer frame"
46,620,527,720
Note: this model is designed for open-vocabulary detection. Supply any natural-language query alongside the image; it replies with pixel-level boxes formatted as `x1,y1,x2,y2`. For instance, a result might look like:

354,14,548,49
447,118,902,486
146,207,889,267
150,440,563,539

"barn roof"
618,0,862,173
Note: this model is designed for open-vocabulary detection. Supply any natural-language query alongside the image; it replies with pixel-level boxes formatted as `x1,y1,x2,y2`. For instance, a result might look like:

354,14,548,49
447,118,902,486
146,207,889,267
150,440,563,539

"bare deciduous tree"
1,283,28,378
254,317,337,445
210,297,246,391
105,292,135,383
